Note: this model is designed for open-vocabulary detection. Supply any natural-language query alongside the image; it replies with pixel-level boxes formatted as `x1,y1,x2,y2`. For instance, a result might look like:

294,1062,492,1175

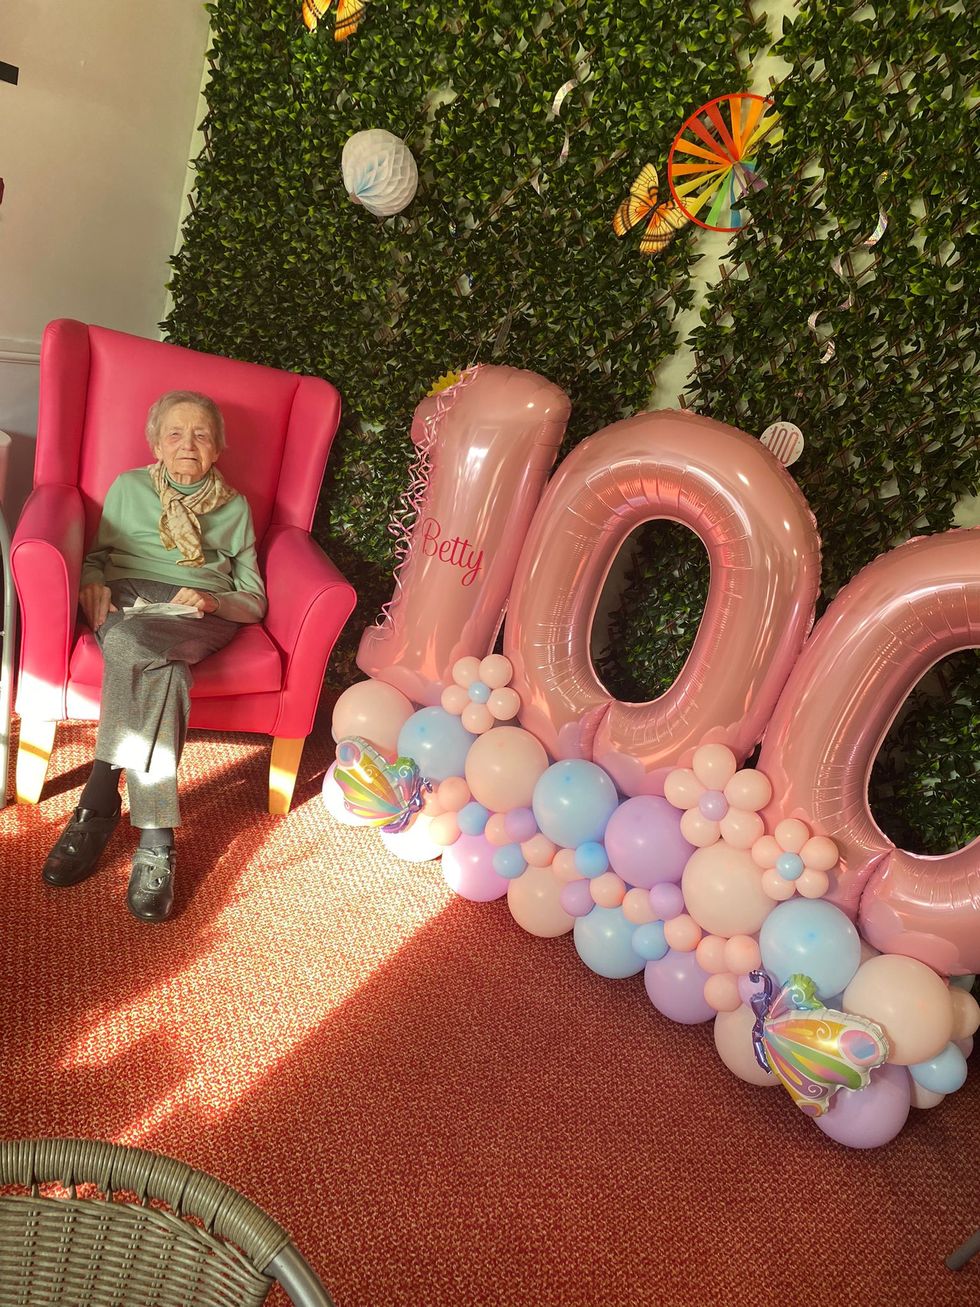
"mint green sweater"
80,468,267,624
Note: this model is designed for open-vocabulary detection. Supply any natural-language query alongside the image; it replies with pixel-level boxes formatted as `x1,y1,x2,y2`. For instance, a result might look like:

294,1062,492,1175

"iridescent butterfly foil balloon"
334,737,429,833
749,971,889,1117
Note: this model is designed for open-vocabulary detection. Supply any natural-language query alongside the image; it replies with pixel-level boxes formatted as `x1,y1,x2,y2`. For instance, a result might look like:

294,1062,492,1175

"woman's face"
153,402,219,485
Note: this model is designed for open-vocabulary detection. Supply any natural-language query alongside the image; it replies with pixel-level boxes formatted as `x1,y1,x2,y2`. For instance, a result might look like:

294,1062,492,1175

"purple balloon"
604,796,695,889
644,949,714,1024
441,833,509,903
559,878,595,918
505,806,538,843
648,882,685,921
815,1063,911,1149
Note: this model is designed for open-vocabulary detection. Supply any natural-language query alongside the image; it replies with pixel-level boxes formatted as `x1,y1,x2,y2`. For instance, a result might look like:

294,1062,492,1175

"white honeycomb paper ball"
341,129,418,217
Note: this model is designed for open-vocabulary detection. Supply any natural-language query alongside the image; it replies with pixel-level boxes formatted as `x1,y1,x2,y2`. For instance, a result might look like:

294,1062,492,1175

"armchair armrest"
11,484,85,720
261,525,357,737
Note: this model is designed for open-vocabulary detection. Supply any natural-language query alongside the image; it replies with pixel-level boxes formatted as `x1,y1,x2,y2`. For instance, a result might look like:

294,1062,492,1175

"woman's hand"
79,583,117,630
172,587,219,614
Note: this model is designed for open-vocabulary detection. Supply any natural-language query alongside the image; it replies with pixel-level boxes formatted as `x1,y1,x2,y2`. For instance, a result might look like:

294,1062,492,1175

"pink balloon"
648,882,685,921
507,863,574,938
464,726,549,813
504,410,820,794
504,807,538,843
331,680,416,756
441,832,509,902
559,878,595,917
758,529,980,975
358,366,570,705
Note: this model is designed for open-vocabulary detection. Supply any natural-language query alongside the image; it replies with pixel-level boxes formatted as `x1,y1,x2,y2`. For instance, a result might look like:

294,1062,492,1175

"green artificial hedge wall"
165,0,978,854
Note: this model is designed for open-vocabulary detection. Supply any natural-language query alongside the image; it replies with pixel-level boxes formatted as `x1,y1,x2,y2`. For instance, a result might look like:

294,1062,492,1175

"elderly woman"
42,391,266,923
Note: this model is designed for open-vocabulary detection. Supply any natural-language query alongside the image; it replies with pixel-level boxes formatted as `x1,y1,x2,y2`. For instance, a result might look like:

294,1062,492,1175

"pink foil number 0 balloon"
357,366,570,705
504,410,822,796
759,529,980,976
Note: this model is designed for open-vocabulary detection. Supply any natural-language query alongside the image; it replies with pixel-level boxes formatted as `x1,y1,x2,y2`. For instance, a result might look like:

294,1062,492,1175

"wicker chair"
0,1139,334,1306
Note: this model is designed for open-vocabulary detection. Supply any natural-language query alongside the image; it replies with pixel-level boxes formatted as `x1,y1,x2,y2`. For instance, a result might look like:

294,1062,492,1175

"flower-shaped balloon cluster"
663,744,771,849
440,654,521,735
751,819,838,901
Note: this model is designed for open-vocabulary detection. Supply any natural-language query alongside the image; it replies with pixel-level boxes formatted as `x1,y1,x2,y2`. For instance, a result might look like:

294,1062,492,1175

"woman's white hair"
145,391,226,454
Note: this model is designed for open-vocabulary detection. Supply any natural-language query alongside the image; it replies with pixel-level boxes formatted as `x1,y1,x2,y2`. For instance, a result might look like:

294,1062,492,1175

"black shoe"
42,804,122,887
127,846,175,924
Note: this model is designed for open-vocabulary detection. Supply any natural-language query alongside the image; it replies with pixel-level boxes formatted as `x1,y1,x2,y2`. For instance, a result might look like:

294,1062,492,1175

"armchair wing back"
11,319,356,813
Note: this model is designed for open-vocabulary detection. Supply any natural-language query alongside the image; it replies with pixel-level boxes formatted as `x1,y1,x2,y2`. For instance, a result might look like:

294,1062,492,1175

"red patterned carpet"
0,710,977,1306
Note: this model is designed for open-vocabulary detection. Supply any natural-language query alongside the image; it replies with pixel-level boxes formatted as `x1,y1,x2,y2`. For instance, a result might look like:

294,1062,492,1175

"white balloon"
342,129,418,217
379,813,442,863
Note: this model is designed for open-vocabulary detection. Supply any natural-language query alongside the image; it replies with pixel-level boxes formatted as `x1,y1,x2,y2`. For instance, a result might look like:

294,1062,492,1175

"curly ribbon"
748,969,774,1073
375,366,482,631
808,184,889,364
551,78,577,166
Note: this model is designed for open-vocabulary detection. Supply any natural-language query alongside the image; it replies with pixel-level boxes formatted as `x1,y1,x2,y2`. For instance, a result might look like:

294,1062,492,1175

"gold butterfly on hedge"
612,163,690,255
302,0,366,41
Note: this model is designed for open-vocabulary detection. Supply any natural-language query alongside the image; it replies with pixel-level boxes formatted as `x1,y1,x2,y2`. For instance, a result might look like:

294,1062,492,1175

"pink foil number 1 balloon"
357,365,570,706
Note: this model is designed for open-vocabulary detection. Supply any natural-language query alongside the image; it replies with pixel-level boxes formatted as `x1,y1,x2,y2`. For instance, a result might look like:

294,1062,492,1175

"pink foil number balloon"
358,366,570,705
504,409,821,795
758,529,980,976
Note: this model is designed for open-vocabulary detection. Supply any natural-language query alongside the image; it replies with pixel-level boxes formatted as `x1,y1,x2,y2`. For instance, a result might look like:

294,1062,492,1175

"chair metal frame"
0,1138,334,1306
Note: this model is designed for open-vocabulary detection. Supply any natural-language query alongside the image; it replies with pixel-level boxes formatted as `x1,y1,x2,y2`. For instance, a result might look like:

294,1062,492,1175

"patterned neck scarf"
148,461,238,567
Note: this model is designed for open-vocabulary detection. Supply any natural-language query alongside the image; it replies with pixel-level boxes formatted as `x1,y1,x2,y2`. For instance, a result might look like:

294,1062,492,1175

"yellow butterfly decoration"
302,0,366,41
612,163,691,255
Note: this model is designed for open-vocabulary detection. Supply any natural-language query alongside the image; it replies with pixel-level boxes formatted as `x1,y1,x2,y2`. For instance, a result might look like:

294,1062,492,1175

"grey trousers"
94,579,238,828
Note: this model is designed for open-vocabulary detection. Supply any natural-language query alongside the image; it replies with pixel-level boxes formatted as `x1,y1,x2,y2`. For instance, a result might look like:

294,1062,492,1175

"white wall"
0,0,210,521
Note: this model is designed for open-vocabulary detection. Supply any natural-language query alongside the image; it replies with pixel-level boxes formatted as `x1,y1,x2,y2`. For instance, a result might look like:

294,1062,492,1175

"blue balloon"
396,707,476,783
631,921,669,962
458,801,490,836
759,898,862,999
574,841,609,878
492,844,527,879
909,1042,968,1095
467,680,491,703
573,905,645,979
532,760,619,848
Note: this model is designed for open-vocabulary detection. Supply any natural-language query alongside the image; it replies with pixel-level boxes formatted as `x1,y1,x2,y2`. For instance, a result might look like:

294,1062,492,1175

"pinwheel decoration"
334,737,430,833
667,93,781,231
749,971,889,1117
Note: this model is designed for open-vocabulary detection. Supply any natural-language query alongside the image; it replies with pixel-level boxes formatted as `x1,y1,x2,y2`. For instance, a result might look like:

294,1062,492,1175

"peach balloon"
843,954,954,1065
453,656,482,686
622,887,658,925
801,835,839,873
724,935,762,975
591,871,627,908
696,935,730,975
479,654,513,688
506,863,574,938
429,812,461,847
797,868,830,899
692,745,739,790
724,769,772,811
664,769,702,809
761,869,795,902
950,987,980,1040
704,972,742,1012
441,684,469,714
682,845,774,937
664,915,702,951
751,835,781,869
720,809,765,850
484,813,511,846
438,777,470,811
714,1005,779,1087
464,726,549,812
680,809,720,848
462,703,494,734
488,687,521,720
774,819,809,853
521,834,557,867
909,1081,945,1110
331,679,416,756
552,849,580,882
758,530,980,974
504,410,821,794
359,366,570,705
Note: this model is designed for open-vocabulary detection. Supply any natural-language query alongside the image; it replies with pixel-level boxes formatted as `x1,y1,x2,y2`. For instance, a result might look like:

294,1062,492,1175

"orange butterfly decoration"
612,163,690,255
302,0,366,41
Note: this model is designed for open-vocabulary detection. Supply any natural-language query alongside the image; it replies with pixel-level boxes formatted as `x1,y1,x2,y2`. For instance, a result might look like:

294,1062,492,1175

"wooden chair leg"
16,718,57,804
269,736,305,815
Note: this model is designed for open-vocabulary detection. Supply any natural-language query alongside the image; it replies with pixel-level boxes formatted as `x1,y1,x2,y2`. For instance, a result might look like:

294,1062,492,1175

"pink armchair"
11,319,356,814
